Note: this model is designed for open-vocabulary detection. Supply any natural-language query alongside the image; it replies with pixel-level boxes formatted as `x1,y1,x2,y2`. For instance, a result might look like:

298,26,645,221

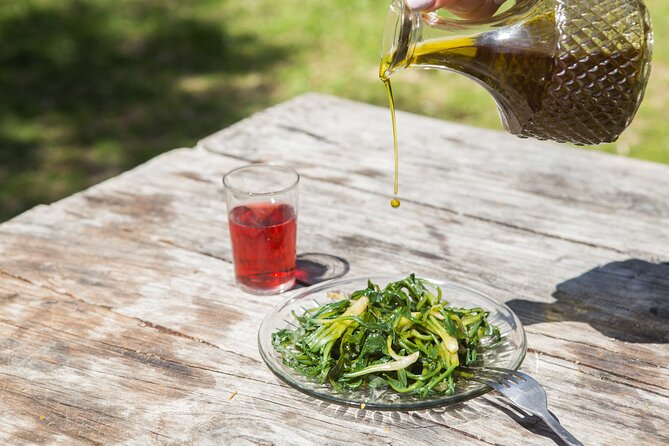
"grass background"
0,0,666,222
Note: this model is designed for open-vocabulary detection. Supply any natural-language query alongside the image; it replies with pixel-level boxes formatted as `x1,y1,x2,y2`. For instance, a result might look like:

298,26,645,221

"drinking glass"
223,164,299,295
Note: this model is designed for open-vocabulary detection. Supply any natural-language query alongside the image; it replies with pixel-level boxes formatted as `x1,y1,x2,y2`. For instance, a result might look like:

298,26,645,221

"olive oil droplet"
391,198,401,208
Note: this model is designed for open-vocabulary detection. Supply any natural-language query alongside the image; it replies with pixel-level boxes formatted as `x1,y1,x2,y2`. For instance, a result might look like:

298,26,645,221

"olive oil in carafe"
381,10,649,145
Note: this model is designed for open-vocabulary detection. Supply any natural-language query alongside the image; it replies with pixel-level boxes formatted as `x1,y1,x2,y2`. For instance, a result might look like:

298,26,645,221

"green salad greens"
271,274,501,397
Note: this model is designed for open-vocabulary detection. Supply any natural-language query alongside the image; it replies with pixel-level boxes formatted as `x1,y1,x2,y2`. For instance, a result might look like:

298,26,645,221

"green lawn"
0,0,667,221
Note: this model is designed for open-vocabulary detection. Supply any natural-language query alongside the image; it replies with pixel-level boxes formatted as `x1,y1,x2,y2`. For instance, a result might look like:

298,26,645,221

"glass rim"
222,163,300,197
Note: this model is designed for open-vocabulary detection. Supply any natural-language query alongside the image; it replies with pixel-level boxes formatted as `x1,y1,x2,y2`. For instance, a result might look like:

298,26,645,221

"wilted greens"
271,274,501,397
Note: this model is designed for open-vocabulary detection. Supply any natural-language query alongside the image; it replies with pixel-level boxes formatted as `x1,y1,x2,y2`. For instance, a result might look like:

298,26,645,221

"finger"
406,0,506,20
404,0,438,10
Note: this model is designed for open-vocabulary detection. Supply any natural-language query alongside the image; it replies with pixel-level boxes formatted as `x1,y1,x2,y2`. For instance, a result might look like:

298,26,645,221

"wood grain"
1,93,667,445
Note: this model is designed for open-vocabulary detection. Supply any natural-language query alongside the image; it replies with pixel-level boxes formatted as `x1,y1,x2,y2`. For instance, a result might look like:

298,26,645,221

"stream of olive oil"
383,78,401,208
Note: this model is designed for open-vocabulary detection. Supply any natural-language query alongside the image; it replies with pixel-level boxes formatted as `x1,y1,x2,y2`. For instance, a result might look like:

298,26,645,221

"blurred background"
0,0,666,222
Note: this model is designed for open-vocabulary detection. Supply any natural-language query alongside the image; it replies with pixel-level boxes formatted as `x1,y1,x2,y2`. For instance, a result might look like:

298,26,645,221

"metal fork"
466,367,584,446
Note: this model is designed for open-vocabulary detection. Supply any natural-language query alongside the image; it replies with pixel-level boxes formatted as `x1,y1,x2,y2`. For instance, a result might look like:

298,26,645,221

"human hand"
405,0,506,19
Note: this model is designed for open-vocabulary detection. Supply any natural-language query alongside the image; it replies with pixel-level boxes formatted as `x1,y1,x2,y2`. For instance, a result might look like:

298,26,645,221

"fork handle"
537,410,584,446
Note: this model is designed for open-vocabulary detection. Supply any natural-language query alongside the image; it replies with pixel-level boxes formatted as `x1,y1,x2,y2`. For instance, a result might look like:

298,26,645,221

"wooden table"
1,93,667,445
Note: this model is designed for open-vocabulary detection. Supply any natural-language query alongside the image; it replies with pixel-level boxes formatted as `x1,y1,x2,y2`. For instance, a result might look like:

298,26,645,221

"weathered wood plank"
1,148,666,366
1,147,666,444
1,274,667,445
0,276,539,445
199,93,669,258
1,94,668,445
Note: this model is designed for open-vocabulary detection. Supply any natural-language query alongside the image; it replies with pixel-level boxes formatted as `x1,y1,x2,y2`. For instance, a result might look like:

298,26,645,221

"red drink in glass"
228,202,297,292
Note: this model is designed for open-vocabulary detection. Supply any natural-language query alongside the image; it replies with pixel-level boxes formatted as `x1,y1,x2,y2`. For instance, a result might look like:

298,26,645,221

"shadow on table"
507,259,669,343
0,1,289,221
293,253,350,288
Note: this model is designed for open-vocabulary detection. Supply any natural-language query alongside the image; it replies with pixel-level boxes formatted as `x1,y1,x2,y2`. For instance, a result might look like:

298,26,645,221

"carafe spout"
380,0,417,80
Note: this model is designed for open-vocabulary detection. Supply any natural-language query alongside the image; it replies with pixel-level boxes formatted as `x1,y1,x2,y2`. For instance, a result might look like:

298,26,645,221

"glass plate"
258,275,526,411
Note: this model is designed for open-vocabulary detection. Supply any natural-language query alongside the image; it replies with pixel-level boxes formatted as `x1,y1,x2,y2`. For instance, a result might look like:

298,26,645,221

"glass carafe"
380,0,653,145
